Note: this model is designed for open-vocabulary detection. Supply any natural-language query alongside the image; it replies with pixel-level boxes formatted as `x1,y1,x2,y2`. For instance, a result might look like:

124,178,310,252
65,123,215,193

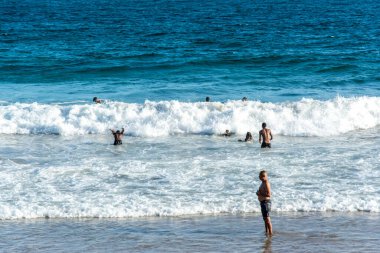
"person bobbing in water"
239,131,253,142
110,127,124,145
222,129,232,137
93,97,102,104
259,122,273,148
256,170,273,236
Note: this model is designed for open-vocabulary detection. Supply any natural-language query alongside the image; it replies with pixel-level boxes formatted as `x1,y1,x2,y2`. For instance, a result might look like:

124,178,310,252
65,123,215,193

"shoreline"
1,212,379,252
0,210,379,221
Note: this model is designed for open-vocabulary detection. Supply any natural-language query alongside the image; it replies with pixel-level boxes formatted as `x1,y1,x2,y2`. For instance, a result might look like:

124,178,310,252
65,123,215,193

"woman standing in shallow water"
256,170,273,236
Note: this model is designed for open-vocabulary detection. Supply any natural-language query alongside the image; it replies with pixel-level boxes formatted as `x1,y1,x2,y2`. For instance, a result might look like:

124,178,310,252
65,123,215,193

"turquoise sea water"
1,0,379,103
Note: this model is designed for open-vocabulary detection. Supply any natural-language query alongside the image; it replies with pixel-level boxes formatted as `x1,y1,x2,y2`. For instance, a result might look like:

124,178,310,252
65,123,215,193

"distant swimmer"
110,127,124,145
242,97,248,101
222,129,232,137
259,122,273,148
238,132,253,142
205,96,210,102
256,170,273,236
93,97,102,104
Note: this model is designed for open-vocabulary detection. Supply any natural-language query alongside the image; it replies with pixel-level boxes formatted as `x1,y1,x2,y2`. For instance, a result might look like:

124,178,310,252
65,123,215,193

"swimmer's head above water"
93,97,102,103
245,132,252,141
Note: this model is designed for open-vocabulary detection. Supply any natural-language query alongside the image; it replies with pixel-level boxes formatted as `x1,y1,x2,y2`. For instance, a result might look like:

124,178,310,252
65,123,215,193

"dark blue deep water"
1,0,379,103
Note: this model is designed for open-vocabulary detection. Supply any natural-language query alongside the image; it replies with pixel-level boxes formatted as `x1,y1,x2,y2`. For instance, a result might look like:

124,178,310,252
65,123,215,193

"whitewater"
1,96,379,137
0,96,379,220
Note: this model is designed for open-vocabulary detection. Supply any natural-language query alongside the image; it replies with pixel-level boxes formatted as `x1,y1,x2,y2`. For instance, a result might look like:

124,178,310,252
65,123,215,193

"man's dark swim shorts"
114,140,122,145
261,142,271,148
260,200,271,219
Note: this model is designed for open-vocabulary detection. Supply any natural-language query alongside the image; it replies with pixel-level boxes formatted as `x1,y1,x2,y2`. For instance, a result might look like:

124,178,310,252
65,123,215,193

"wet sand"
0,212,379,252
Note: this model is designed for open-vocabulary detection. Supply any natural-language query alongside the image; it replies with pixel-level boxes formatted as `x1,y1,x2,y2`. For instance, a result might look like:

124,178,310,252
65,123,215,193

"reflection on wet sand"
262,237,272,253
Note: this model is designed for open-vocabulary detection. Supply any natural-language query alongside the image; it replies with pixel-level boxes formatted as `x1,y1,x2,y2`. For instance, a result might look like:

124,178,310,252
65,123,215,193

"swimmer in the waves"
93,97,102,104
110,127,124,145
222,129,232,137
238,131,253,142
259,122,273,148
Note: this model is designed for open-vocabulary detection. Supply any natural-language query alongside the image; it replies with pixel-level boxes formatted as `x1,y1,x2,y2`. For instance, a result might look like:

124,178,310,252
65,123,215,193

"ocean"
1,0,379,252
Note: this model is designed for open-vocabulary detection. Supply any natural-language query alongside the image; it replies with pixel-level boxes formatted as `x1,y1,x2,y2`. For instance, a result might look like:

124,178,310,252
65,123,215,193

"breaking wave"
0,96,379,137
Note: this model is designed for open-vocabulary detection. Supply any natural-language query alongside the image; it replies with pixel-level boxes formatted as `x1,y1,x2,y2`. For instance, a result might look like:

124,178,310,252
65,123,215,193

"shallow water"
0,125,379,219
0,213,379,252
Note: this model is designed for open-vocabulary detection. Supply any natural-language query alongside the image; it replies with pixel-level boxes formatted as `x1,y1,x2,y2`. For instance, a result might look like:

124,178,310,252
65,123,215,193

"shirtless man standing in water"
259,122,273,148
256,170,273,236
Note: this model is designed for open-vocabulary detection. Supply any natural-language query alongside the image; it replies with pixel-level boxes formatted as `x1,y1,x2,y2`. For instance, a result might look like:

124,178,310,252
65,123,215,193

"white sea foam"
0,129,379,219
0,159,378,220
0,96,379,137
0,96,379,219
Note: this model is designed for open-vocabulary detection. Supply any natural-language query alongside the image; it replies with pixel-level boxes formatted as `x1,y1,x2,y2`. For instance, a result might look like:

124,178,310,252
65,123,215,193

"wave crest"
0,96,379,136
